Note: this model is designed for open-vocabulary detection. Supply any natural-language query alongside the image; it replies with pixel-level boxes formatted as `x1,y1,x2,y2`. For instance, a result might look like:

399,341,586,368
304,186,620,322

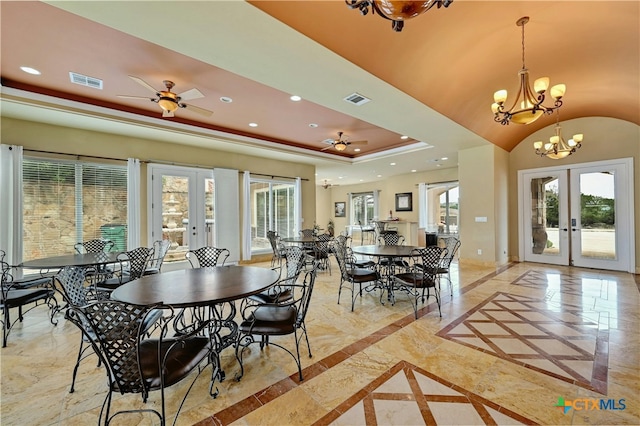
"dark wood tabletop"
282,236,317,244
352,245,421,257
111,265,280,308
20,252,122,269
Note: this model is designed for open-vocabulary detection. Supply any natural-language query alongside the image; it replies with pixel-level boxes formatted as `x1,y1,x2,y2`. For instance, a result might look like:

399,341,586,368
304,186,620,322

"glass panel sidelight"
530,176,561,256
161,174,190,259
577,171,615,260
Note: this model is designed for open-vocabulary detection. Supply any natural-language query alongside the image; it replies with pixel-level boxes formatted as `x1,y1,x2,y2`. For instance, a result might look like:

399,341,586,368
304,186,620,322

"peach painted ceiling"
1,1,638,183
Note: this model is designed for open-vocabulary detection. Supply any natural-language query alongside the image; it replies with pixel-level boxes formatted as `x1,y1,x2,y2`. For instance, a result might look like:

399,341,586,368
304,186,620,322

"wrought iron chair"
249,246,307,306
312,233,333,274
377,232,409,271
393,246,447,319
236,268,317,382
357,220,376,245
0,250,56,290
55,266,164,393
95,246,154,293
435,236,461,296
1,259,58,347
65,300,214,425
333,242,384,311
186,246,230,268
144,239,171,275
74,238,116,283
267,231,286,267
332,235,375,269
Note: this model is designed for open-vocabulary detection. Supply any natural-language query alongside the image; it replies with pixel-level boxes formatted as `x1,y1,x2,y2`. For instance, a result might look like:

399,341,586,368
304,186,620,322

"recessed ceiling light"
354,148,361,152
20,66,41,75
390,162,396,166
220,96,233,103
400,135,409,140
441,157,449,160
411,169,417,173
308,123,318,128
377,174,382,178
360,179,364,182
437,164,442,167
338,176,343,179
290,95,301,102
249,123,258,127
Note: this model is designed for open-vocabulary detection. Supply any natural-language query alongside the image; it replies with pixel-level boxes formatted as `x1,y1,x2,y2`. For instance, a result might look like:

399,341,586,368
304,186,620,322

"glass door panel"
522,171,569,266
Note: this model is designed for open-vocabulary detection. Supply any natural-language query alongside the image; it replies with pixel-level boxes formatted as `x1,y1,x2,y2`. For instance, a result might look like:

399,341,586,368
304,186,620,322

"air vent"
69,72,103,90
343,92,371,106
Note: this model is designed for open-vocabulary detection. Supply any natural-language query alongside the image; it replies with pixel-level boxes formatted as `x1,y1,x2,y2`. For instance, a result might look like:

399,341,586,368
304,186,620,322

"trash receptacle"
425,232,438,247
100,224,127,252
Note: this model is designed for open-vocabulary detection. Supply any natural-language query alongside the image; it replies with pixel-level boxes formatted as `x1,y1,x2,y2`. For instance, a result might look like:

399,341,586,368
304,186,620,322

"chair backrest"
55,266,90,307
148,239,171,270
267,231,283,254
300,229,315,238
439,236,461,268
75,239,115,254
118,247,154,279
282,246,307,285
293,269,317,328
332,241,353,282
415,246,448,282
333,234,350,249
66,301,159,396
379,232,405,246
186,246,230,268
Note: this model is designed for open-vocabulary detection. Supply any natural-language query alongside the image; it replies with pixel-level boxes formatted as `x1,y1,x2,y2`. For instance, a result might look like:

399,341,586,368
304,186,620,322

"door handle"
562,228,568,232
572,228,580,231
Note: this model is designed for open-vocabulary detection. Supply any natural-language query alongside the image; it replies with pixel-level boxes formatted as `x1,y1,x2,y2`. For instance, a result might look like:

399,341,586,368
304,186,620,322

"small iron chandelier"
533,111,583,160
345,0,453,32
492,17,566,125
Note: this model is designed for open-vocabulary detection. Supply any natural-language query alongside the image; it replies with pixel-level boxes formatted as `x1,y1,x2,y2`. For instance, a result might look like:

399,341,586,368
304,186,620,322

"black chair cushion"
347,268,380,283
249,289,293,305
394,272,436,288
239,305,297,336
3,288,52,307
132,336,211,391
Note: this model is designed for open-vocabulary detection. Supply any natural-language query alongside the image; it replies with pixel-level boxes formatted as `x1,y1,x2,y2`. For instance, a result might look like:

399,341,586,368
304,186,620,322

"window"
423,182,458,235
350,192,376,225
250,179,296,253
22,158,127,260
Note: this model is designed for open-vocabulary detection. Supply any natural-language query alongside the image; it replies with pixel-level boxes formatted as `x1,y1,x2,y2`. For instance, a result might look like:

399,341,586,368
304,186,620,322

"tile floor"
1,260,638,425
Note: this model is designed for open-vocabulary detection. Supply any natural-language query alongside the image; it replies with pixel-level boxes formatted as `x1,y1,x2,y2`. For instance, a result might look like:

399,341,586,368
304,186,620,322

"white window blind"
22,158,127,260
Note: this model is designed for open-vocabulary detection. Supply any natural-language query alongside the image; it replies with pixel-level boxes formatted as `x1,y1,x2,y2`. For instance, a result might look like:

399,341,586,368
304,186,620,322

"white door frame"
518,158,635,273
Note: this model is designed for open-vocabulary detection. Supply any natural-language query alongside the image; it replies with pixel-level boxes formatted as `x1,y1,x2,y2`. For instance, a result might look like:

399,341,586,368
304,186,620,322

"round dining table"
21,252,122,269
351,245,421,304
112,265,280,388
111,265,279,308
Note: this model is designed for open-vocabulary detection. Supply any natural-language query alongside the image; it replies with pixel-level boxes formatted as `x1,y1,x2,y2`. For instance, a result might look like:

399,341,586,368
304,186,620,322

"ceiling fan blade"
177,88,204,101
162,110,174,118
348,140,368,145
128,76,159,94
320,145,333,152
182,103,213,117
117,95,155,101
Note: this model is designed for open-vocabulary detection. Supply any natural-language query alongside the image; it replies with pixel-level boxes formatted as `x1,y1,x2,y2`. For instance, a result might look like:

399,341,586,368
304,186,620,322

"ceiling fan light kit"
118,76,213,118
321,131,368,152
346,0,454,32
491,17,565,125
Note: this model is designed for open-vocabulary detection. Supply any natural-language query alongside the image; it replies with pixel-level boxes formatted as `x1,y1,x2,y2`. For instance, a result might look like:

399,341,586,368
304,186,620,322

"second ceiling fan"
118,75,213,118
321,131,368,152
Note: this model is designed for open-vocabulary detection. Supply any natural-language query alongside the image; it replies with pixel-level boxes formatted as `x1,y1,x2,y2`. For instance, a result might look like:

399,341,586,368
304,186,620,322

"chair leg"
70,339,84,393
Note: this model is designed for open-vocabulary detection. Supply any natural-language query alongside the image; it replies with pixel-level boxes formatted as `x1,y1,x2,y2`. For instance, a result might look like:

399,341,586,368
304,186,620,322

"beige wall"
317,167,458,242
509,117,639,272
2,117,317,260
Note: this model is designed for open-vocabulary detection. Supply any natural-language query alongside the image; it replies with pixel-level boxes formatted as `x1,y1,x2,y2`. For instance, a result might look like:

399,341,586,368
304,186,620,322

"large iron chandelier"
533,111,583,160
492,17,566,125
345,0,453,32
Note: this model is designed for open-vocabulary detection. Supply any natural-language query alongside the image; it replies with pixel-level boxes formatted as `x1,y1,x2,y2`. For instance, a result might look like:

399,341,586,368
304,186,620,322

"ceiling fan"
321,179,339,189
321,131,368,152
118,75,213,118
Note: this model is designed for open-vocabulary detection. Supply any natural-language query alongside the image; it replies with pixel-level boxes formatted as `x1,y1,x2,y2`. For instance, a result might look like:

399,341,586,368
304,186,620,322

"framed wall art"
334,201,346,217
395,192,413,212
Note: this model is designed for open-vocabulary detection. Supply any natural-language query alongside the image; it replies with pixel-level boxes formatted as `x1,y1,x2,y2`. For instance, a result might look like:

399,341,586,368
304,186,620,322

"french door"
519,158,634,272
148,165,214,262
